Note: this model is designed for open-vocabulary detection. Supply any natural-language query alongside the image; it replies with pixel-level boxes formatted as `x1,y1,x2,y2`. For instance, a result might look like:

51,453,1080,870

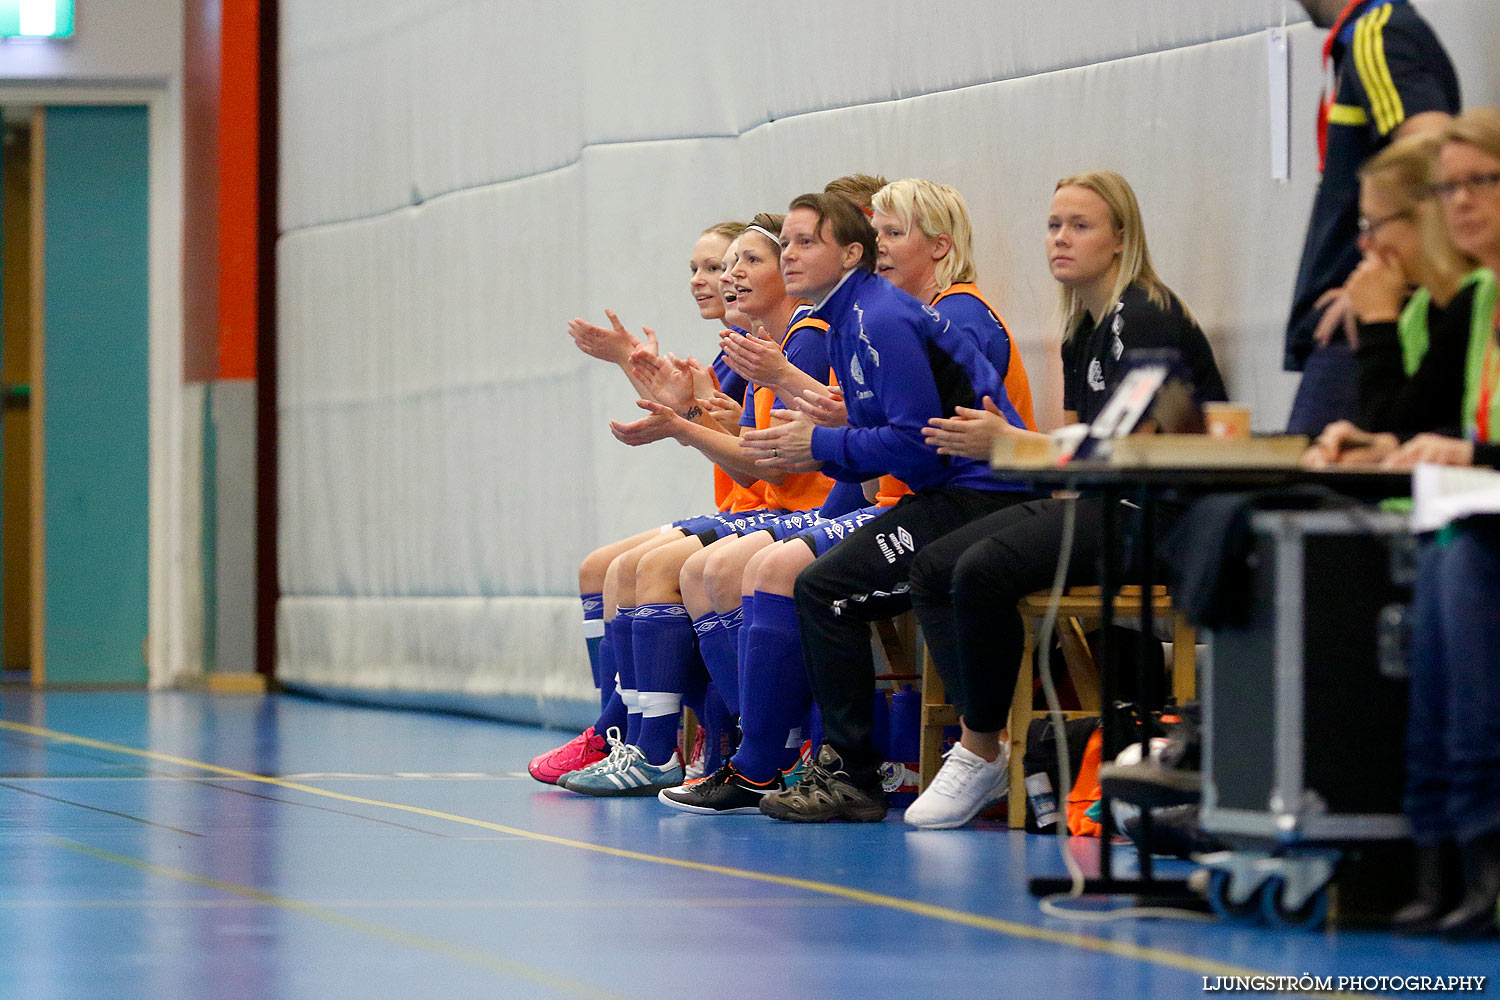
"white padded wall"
277,0,1500,717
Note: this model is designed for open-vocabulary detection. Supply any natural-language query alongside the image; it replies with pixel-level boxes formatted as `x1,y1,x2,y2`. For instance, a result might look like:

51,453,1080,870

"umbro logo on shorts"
874,526,916,564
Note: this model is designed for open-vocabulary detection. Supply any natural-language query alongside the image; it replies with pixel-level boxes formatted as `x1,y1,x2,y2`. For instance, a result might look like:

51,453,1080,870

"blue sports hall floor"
1,691,1494,1000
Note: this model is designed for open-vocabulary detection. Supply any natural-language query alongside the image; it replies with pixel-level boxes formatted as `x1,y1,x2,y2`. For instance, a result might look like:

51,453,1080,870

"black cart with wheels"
1198,509,1414,929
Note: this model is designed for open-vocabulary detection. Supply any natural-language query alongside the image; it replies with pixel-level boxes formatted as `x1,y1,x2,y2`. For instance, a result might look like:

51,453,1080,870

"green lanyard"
1461,268,1500,444
1397,287,1433,376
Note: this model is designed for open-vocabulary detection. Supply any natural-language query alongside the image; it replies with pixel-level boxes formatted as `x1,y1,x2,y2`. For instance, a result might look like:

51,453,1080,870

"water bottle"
1026,771,1060,830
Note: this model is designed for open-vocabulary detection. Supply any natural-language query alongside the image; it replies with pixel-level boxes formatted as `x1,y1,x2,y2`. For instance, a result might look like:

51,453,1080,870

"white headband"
743,224,783,251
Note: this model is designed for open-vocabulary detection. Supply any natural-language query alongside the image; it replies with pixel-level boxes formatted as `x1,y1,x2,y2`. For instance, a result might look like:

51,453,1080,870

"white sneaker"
903,743,1009,830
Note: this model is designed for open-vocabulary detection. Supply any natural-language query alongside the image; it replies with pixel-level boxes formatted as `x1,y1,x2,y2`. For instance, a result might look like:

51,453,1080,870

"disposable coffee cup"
1204,402,1251,440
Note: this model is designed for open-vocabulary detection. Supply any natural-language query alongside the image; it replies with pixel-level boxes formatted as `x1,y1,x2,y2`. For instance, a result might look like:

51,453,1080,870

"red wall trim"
218,0,258,380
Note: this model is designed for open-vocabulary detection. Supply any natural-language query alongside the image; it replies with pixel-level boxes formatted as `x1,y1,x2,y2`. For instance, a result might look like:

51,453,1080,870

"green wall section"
42,105,149,684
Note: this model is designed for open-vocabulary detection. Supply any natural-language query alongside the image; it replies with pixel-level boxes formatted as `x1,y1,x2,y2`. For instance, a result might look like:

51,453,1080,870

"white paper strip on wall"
1267,26,1291,182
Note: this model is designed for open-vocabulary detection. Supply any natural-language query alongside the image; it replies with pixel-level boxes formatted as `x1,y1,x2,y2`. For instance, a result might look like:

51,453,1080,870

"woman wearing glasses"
1308,108,1500,939
1304,135,1473,456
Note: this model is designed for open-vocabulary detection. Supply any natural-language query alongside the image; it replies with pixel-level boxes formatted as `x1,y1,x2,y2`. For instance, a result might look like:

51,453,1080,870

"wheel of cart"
1198,850,1337,929
1259,872,1330,930
1204,866,1265,920
1200,851,1271,922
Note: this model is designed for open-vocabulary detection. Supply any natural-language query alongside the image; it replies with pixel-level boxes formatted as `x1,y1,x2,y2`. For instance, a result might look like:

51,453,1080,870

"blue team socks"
633,602,696,766
581,593,607,708
693,607,743,715
612,608,642,746
734,591,812,782
700,683,734,773
681,662,709,723
598,662,618,715
736,595,753,687
589,617,626,733
591,689,627,739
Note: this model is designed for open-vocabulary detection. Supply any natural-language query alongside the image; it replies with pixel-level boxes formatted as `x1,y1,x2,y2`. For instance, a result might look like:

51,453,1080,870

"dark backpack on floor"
1022,716,1098,833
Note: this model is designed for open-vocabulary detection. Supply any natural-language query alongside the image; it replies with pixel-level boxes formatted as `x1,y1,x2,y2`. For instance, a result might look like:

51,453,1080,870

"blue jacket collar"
810,267,872,323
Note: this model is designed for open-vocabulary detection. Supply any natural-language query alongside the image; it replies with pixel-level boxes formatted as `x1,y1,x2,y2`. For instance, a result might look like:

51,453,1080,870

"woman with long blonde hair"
902,171,1226,830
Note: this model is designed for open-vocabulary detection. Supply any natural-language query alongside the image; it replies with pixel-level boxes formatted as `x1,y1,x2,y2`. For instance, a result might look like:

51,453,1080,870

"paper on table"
1411,463,1500,532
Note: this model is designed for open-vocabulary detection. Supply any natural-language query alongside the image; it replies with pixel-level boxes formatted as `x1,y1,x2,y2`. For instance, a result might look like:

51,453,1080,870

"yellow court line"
44,837,624,1000
2,720,1363,998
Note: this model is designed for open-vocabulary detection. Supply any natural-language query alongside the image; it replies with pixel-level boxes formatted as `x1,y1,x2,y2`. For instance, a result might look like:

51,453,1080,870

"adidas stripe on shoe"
566,740,684,797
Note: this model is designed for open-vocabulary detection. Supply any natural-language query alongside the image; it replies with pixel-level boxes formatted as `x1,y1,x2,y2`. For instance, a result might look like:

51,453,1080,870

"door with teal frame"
41,105,149,684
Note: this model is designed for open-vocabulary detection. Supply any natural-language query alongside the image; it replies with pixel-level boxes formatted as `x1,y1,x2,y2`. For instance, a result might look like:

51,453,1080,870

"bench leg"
1172,615,1196,704
919,649,946,790
1008,620,1035,828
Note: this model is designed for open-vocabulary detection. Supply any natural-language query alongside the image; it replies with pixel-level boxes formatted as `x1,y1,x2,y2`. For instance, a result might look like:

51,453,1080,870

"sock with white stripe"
581,593,607,707
612,608,642,746
589,611,625,733
633,602,694,766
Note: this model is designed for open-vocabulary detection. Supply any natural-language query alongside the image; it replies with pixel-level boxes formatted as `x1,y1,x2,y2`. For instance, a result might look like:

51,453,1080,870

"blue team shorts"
790,504,887,556
673,509,785,541
753,509,824,541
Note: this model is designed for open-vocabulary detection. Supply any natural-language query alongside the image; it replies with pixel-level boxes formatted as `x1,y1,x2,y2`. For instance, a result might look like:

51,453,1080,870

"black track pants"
793,487,1032,774
908,497,1109,734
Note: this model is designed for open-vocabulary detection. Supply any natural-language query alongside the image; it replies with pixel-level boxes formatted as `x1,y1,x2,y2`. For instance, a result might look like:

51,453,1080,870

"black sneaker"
758,744,886,823
658,761,783,815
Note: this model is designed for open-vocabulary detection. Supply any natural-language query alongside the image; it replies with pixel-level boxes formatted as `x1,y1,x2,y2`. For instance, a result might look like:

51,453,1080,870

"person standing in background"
1284,0,1458,435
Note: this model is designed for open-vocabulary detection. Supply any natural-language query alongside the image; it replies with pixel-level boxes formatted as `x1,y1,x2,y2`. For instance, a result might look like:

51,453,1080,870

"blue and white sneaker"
558,726,630,791
565,732,684,797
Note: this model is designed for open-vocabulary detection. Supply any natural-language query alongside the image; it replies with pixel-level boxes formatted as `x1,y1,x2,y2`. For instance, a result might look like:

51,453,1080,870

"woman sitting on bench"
904,170,1226,830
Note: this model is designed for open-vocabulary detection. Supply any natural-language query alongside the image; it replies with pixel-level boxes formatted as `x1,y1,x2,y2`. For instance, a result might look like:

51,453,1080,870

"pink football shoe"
528,727,608,785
